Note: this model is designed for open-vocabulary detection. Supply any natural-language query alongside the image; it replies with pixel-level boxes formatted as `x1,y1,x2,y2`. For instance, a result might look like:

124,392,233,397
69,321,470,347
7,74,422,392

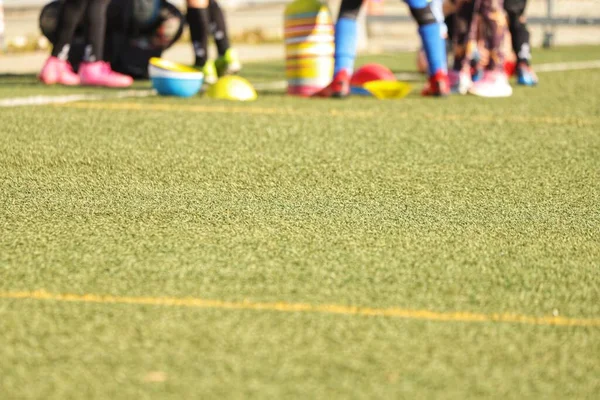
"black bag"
39,0,183,79
109,0,184,79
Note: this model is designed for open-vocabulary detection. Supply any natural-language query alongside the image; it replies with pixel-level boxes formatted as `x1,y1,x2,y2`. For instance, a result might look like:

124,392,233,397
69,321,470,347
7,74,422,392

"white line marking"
535,59,600,72
0,89,155,108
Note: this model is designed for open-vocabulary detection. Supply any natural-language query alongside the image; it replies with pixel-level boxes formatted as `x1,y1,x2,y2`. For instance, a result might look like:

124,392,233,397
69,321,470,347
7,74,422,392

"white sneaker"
449,69,472,95
469,70,513,98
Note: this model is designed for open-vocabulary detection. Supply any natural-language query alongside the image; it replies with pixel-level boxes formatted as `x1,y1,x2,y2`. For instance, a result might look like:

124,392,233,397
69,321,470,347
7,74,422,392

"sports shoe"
471,66,484,82
79,61,133,87
313,69,350,98
421,69,450,97
202,60,218,85
215,48,242,77
517,62,538,86
503,60,517,77
39,56,80,86
449,69,472,94
468,70,512,97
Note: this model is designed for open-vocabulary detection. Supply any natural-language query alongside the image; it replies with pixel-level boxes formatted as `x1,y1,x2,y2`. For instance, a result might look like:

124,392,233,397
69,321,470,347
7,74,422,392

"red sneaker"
313,69,350,98
504,60,517,77
421,69,450,97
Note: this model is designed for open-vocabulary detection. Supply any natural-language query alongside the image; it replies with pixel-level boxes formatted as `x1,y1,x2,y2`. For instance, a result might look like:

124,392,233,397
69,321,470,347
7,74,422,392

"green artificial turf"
1,46,599,399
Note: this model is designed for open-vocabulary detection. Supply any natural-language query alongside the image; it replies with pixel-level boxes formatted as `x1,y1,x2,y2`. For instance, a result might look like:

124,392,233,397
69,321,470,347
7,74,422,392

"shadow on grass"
256,89,286,97
0,73,41,85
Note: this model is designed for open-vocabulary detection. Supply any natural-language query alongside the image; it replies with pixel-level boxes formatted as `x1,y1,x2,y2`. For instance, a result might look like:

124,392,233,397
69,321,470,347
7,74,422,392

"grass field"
1,45,600,399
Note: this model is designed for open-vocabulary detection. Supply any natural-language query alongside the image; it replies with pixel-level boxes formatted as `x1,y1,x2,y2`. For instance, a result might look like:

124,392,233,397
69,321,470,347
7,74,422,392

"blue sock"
418,22,447,76
334,17,358,76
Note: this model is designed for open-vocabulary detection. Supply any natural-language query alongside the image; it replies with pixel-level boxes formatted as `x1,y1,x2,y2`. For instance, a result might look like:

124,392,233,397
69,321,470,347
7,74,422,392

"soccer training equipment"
363,80,412,99
149,59,204,97
350,63,396,96
285,0,335,96
206,75,257,101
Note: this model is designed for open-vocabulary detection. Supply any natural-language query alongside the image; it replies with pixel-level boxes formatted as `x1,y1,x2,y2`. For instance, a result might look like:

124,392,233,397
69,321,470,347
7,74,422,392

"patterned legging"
452,0,507,71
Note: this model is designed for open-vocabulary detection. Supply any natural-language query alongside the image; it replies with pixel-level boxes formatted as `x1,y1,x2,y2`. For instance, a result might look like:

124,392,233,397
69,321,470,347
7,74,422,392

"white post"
543,0,555,48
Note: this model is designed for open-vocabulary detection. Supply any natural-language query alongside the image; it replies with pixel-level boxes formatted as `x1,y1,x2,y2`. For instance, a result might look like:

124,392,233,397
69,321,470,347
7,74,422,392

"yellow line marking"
1,290,599,327
56,102,598,126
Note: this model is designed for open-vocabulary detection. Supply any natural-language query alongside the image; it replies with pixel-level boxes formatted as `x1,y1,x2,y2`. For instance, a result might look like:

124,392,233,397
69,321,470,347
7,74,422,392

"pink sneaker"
39,56,80,86
79,61,133,88
469,70,512,98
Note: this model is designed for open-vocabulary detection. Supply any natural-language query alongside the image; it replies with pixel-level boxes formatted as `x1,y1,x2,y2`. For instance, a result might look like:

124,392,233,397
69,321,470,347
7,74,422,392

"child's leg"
504,0,530,65
452,0,475,72
186,0,210,67
334,0,363,75
469,0,512,96
405,0,448,76
479,0,506,71
430,0,447,38
208,0,230,57
82,0,111,62
51,0,89,60
208,0,241,76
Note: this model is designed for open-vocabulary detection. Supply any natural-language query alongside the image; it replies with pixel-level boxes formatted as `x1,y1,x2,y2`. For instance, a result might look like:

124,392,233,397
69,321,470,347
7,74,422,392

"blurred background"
1,0,599,74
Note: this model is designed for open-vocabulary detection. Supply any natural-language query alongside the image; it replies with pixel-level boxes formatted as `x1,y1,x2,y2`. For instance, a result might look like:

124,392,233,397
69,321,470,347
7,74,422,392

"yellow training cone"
206,76,257,101
363,80,412,100
149,57,198,73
